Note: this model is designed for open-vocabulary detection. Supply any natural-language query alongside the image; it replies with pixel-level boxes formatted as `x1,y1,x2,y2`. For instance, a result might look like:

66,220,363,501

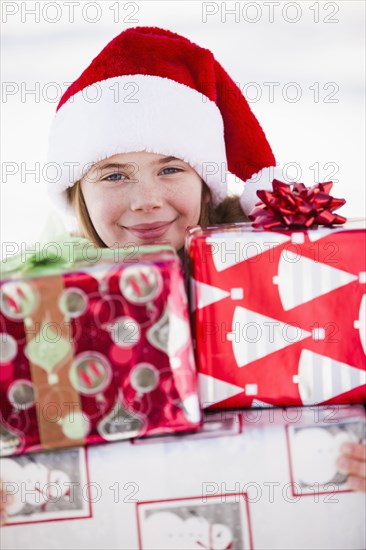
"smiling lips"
124,220,175,239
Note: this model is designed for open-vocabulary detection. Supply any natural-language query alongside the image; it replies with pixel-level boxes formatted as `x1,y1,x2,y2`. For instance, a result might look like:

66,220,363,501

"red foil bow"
248,180,347,229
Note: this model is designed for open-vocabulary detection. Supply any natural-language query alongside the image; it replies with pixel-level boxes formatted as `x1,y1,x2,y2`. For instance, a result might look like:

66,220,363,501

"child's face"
80,151,203,251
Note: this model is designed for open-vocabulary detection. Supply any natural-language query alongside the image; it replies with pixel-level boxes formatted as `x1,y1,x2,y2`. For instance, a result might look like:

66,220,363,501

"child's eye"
160,167,183,175
102,173,127,182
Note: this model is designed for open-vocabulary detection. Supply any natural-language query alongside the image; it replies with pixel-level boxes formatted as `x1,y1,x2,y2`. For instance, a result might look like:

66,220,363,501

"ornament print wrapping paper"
186,220,366,410
0,246,200,456
1,406,365,549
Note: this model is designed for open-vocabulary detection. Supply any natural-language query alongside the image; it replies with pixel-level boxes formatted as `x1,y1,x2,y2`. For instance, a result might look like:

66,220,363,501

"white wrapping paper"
1,406,365,550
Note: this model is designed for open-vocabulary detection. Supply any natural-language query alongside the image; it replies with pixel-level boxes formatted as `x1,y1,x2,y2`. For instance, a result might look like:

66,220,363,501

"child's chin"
137,238,175,249
139,237,176,249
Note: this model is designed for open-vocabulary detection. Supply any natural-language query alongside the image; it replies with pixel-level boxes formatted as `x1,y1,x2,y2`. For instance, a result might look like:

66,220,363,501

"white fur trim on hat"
47,74,228,212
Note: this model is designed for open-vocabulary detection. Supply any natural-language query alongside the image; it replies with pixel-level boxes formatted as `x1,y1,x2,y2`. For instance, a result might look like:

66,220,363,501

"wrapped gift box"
1,405,365,549
0,245,201,456
186,220,366,409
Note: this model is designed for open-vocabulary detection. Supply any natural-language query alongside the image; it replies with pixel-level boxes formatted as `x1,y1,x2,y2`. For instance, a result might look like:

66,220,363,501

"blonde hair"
66,181,106,247
66,179,249,247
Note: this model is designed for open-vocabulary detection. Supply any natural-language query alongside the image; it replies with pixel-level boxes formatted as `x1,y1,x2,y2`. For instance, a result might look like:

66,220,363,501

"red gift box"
0,245,201,456
186,220,366,410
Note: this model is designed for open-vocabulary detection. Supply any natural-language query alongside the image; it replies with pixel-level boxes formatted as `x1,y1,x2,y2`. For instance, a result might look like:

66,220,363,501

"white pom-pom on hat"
240,166,287,215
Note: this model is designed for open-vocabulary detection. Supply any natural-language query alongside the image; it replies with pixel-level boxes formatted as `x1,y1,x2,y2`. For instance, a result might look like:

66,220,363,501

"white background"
1,0,365,257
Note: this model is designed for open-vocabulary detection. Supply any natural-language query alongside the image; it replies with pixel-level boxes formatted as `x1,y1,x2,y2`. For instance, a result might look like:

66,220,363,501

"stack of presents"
1,183,365,549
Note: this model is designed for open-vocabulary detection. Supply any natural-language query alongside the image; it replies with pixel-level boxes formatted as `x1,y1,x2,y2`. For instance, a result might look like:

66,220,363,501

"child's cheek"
95,197,124,222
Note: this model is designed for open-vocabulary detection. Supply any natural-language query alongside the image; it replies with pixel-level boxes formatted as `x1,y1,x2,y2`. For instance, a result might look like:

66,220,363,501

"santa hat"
47,26,276,213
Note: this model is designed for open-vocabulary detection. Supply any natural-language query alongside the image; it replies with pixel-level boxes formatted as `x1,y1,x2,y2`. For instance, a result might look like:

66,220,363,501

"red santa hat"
47,26,276,213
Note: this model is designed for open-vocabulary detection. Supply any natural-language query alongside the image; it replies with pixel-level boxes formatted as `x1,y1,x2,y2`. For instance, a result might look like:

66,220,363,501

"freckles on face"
80,180,127,247
80,151,203,250
167,184,202,249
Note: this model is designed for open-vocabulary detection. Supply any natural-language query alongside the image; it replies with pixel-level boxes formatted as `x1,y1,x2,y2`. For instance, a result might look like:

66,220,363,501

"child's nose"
130,180,163,212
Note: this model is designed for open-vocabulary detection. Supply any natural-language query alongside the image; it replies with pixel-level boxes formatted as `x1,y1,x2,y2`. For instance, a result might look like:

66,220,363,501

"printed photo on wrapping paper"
286,419,366,496
0,447,91,525
137,494,252,550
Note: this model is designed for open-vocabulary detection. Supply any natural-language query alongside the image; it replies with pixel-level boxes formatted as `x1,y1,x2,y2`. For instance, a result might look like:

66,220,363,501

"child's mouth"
123,220,175,239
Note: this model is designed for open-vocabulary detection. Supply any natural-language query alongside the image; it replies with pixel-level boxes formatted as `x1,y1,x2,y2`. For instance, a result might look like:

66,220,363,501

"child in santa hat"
46,24,366,496
0,27,364,525
46,25,277,252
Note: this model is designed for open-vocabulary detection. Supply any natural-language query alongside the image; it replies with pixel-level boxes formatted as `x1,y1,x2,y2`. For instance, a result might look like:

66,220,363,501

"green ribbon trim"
0,236,175,280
